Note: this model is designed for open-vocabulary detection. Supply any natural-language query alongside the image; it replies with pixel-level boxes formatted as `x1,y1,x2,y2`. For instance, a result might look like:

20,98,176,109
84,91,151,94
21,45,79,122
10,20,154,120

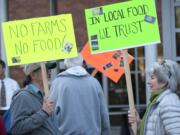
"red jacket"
0,116,6,135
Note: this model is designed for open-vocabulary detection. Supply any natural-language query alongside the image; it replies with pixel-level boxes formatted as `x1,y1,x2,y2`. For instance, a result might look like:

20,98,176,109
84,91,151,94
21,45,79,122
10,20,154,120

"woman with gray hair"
128,59,180,135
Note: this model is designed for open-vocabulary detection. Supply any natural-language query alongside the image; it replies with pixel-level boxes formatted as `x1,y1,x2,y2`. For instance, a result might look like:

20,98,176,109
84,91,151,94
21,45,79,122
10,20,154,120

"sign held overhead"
85,0,160,54
2,14,78,66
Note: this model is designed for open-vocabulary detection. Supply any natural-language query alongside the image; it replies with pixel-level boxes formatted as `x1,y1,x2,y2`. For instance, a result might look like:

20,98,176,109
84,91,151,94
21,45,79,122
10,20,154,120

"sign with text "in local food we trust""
85,0,160,54
2,14,78,66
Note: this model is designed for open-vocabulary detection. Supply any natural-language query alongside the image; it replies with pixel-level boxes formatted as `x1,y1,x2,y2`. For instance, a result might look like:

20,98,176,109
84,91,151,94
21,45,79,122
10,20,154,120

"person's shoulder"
5,77,19,87
12,88,31,101
160,90,180,106
165,91,179,100
87,76,102,89
11,89,33,110
159,92,180,118
52,75,65,84
88,76,99,82
4,77,18,84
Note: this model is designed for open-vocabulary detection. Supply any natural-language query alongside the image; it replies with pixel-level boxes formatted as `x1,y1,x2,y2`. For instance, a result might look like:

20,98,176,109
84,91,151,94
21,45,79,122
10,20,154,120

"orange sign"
81,42,134,83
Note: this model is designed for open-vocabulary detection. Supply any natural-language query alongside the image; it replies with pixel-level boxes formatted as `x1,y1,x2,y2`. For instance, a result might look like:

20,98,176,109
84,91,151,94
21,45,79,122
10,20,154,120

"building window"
176,33,180,56
175,6,180,56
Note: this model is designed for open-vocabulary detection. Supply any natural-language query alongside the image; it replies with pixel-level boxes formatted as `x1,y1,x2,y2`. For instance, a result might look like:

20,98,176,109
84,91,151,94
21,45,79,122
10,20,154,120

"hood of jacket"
58,66,89,77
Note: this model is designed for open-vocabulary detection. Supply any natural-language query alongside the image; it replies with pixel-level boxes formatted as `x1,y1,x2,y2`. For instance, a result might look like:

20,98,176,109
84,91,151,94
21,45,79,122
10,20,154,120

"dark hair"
0,60,6,69
23,68,41,87
23,75,32,87
83,60,87,69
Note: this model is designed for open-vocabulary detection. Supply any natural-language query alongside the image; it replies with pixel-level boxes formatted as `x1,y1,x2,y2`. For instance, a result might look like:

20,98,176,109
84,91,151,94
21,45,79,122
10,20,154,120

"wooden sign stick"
122,49,137,135
91,69,98,77
41,63,49,96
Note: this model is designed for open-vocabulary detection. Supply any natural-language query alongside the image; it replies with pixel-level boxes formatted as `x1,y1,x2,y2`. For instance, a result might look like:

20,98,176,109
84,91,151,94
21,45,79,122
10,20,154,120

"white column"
145,45,157,104
161,0,173,59
0,0,9,76
102,75,109,105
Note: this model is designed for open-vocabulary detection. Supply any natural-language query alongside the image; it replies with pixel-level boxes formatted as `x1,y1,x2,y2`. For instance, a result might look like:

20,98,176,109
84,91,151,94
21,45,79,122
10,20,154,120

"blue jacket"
50,66,110,135
11,85,60,135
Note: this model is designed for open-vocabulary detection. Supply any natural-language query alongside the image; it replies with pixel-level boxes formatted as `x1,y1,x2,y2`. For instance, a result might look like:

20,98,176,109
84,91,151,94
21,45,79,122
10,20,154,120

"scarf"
140,89,164,135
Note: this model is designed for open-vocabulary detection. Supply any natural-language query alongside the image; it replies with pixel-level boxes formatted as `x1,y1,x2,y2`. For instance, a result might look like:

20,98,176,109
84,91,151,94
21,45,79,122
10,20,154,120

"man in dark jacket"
11,63,59,135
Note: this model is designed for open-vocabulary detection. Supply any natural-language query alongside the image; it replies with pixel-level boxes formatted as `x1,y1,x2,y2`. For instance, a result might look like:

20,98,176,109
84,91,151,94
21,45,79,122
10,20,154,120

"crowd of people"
0,55,110,135
0,55,180,135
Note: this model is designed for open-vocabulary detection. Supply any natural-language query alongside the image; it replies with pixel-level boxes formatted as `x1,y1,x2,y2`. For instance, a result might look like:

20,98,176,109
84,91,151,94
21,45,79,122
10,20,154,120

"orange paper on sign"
81,42,134,83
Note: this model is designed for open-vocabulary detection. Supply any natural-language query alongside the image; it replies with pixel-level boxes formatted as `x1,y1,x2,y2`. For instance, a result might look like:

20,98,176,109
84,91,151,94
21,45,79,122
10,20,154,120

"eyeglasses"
160,60,171,78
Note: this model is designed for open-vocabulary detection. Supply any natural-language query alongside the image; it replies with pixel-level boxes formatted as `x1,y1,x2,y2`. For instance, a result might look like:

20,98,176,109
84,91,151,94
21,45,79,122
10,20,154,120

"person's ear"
30,72,36,80
159,81,167,88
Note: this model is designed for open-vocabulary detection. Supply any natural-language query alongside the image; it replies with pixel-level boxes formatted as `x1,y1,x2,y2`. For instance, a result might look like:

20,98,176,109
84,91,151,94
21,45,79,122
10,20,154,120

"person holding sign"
10,63,60,135
50,54,110,135
128,59,180,135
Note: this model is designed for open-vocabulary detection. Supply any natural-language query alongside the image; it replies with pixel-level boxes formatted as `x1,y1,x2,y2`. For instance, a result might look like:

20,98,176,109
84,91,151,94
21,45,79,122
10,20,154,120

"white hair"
149,59,180,92
64,54,83,68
